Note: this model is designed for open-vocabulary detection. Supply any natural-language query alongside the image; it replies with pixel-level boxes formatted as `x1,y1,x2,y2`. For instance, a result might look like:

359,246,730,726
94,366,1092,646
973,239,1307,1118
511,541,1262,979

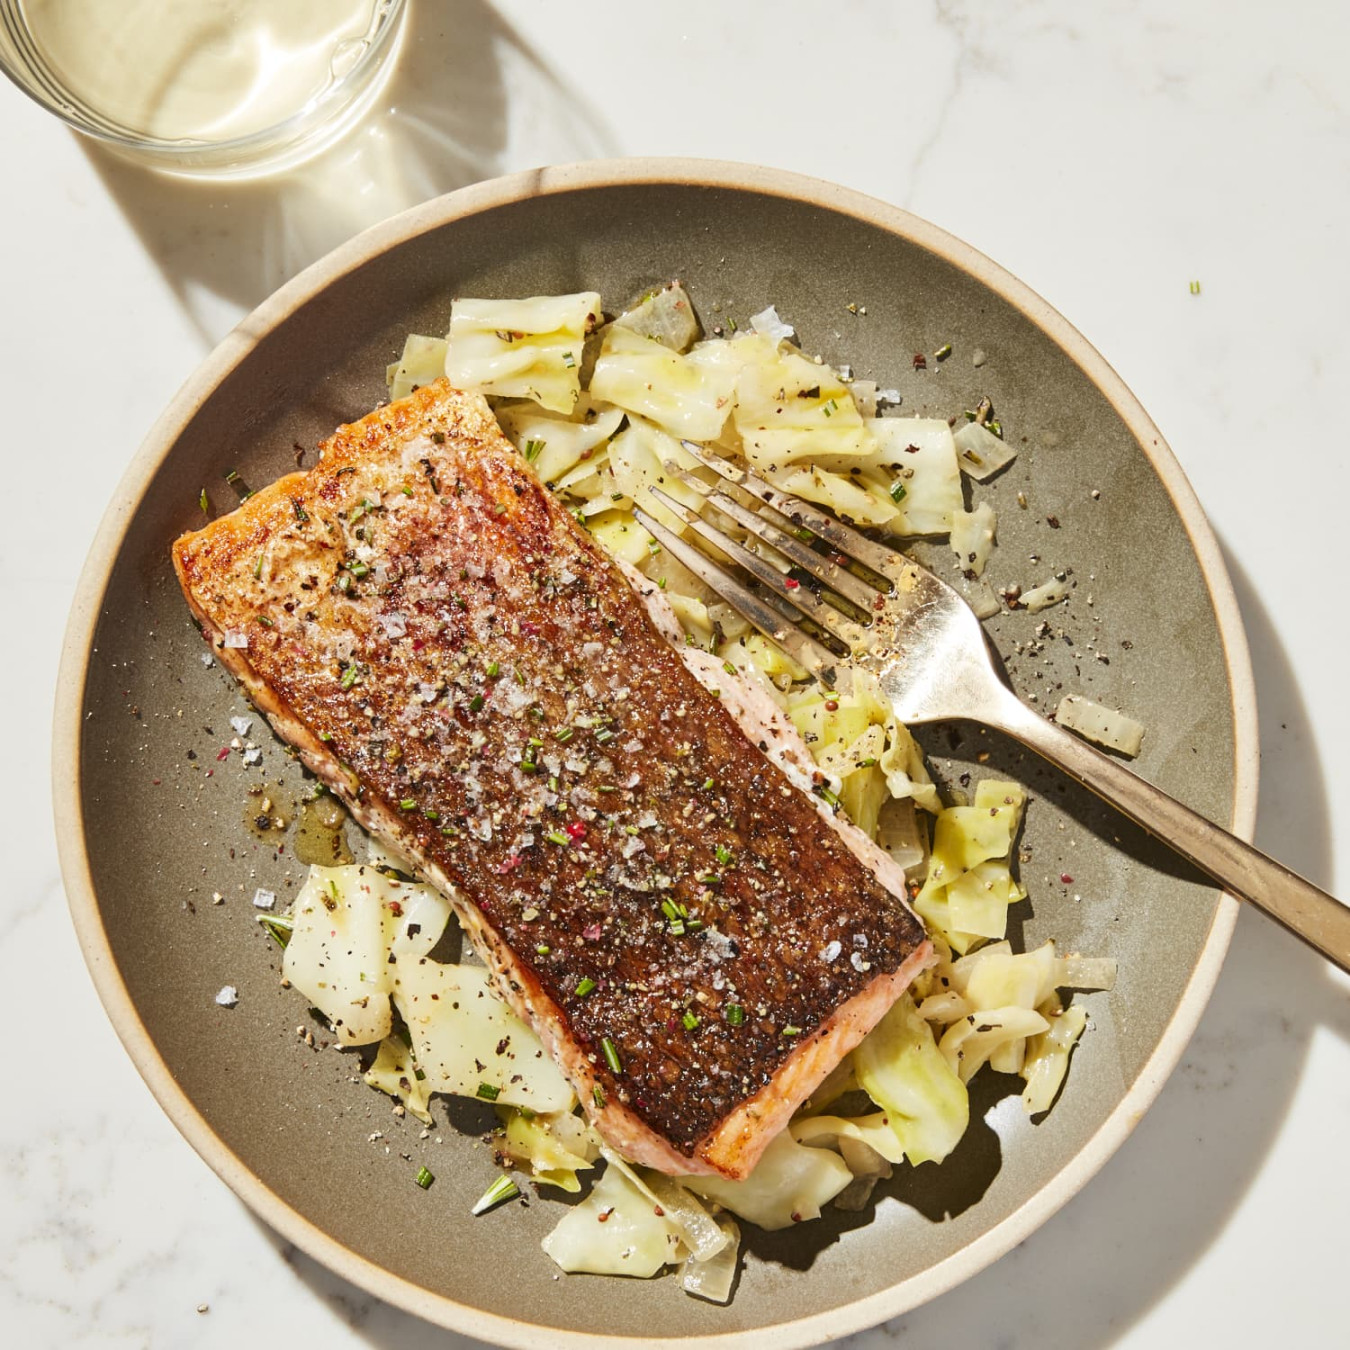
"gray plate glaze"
54,161,1257,1349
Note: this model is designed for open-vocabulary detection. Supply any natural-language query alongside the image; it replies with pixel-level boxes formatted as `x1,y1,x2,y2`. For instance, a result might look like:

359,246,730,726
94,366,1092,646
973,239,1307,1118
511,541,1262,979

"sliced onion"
1055,694,1144,756
954,420,1018,480
680,1216,740,1303
601,1149,729,1262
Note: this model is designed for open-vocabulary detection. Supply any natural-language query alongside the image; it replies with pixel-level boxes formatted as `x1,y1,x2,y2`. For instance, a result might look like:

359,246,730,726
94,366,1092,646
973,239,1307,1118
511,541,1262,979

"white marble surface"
3,1,1349,1346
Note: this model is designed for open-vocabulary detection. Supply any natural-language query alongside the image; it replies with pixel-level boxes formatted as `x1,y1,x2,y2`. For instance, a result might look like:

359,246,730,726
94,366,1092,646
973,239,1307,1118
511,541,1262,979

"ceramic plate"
53,160,1257,1348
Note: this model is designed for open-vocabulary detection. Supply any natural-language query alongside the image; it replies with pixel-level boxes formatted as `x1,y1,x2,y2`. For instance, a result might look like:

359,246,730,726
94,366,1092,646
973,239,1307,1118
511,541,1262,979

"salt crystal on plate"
199,652,214,667
242,747,263,767
252,888,276,910
215,986,239,1008
229,715,252,737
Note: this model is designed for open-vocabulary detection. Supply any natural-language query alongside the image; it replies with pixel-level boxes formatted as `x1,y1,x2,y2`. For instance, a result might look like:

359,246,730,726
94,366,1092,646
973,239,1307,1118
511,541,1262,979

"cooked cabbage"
601,1151,729,1262
1022,1004,1089,1114
852,993,969,1166
541,1161,686,1277
605,417,706,532
680,1215,741,1303
499,1107,599,1192
282,863,451,1046
1020,575,1070,612
387,333,449,402
914,781,1026,954
612,282,701,352
954,419,1018,480
939,1006,1051,1083
765,463,899,527
493,396,625,486
445,292,602,413
868,417,964,537
686,1127,851,1229
734,345,874,468
950,502,997,578
1055,693,1145,757
364,1036,434,1123
590,326,741,440
393,959,574,1111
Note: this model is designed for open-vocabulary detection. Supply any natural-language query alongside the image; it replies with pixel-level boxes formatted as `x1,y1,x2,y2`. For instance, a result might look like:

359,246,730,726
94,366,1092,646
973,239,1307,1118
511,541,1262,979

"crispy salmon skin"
173,381,931,1178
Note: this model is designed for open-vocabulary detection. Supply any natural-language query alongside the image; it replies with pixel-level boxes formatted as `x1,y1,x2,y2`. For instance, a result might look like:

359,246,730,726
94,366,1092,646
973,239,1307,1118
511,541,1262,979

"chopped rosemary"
935,342,953,361
469,694,485,713
523,438,545,463
347,561,369,578
593,1084,607,1108
415,1166,435,1190
554,726,574,743
471,1174,519,1215
889,480,908,504
601,1037,622,1074
399,797,416,810
475,1082,501,1102
702,777,715,791
256,913,294,948
682,1011,700,1031
252,554,263,580
714,844,733,866
782,1025,802,1037
486,660,500,678
722,660,737,676
575,976,597,998
726,1004,745,1026
198,488,209,513
562,351,576,368
545,829,569,846
1189,279,1202,295
340,664,359,690
292,498,309,524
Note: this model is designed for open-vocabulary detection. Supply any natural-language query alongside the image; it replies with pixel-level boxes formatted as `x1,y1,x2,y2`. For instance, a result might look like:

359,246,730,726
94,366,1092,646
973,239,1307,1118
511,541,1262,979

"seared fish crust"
174,381,931,1178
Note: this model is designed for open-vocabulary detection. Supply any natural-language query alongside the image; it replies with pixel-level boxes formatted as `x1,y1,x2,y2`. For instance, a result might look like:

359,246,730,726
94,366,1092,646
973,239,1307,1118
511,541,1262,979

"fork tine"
678,440,905,582
630,505,843,684
665,462,882,613
647,487,872,653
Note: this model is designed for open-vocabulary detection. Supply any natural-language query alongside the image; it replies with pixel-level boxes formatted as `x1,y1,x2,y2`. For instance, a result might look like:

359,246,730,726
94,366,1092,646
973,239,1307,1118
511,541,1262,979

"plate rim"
52,156,1258,1350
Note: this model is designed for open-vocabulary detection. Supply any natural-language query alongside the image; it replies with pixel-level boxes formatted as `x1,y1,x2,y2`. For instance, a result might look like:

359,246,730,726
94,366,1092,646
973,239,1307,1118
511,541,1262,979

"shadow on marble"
76,0,617,344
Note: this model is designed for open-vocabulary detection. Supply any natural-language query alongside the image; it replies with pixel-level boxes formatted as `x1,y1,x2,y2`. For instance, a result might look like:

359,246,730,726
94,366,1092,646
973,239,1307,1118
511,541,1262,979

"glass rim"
0,0,407,168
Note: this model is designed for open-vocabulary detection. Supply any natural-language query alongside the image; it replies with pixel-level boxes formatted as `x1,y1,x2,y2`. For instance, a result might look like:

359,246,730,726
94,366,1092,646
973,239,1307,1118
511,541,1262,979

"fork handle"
993,690,1350,974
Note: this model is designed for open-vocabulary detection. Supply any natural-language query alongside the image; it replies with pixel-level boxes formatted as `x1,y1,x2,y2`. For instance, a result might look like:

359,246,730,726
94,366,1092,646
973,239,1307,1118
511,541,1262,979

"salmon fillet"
173,381,932,1179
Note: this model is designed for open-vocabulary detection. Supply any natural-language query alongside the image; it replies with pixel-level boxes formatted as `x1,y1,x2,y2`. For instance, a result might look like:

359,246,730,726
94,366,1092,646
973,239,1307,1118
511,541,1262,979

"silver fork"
631,440,1350,975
